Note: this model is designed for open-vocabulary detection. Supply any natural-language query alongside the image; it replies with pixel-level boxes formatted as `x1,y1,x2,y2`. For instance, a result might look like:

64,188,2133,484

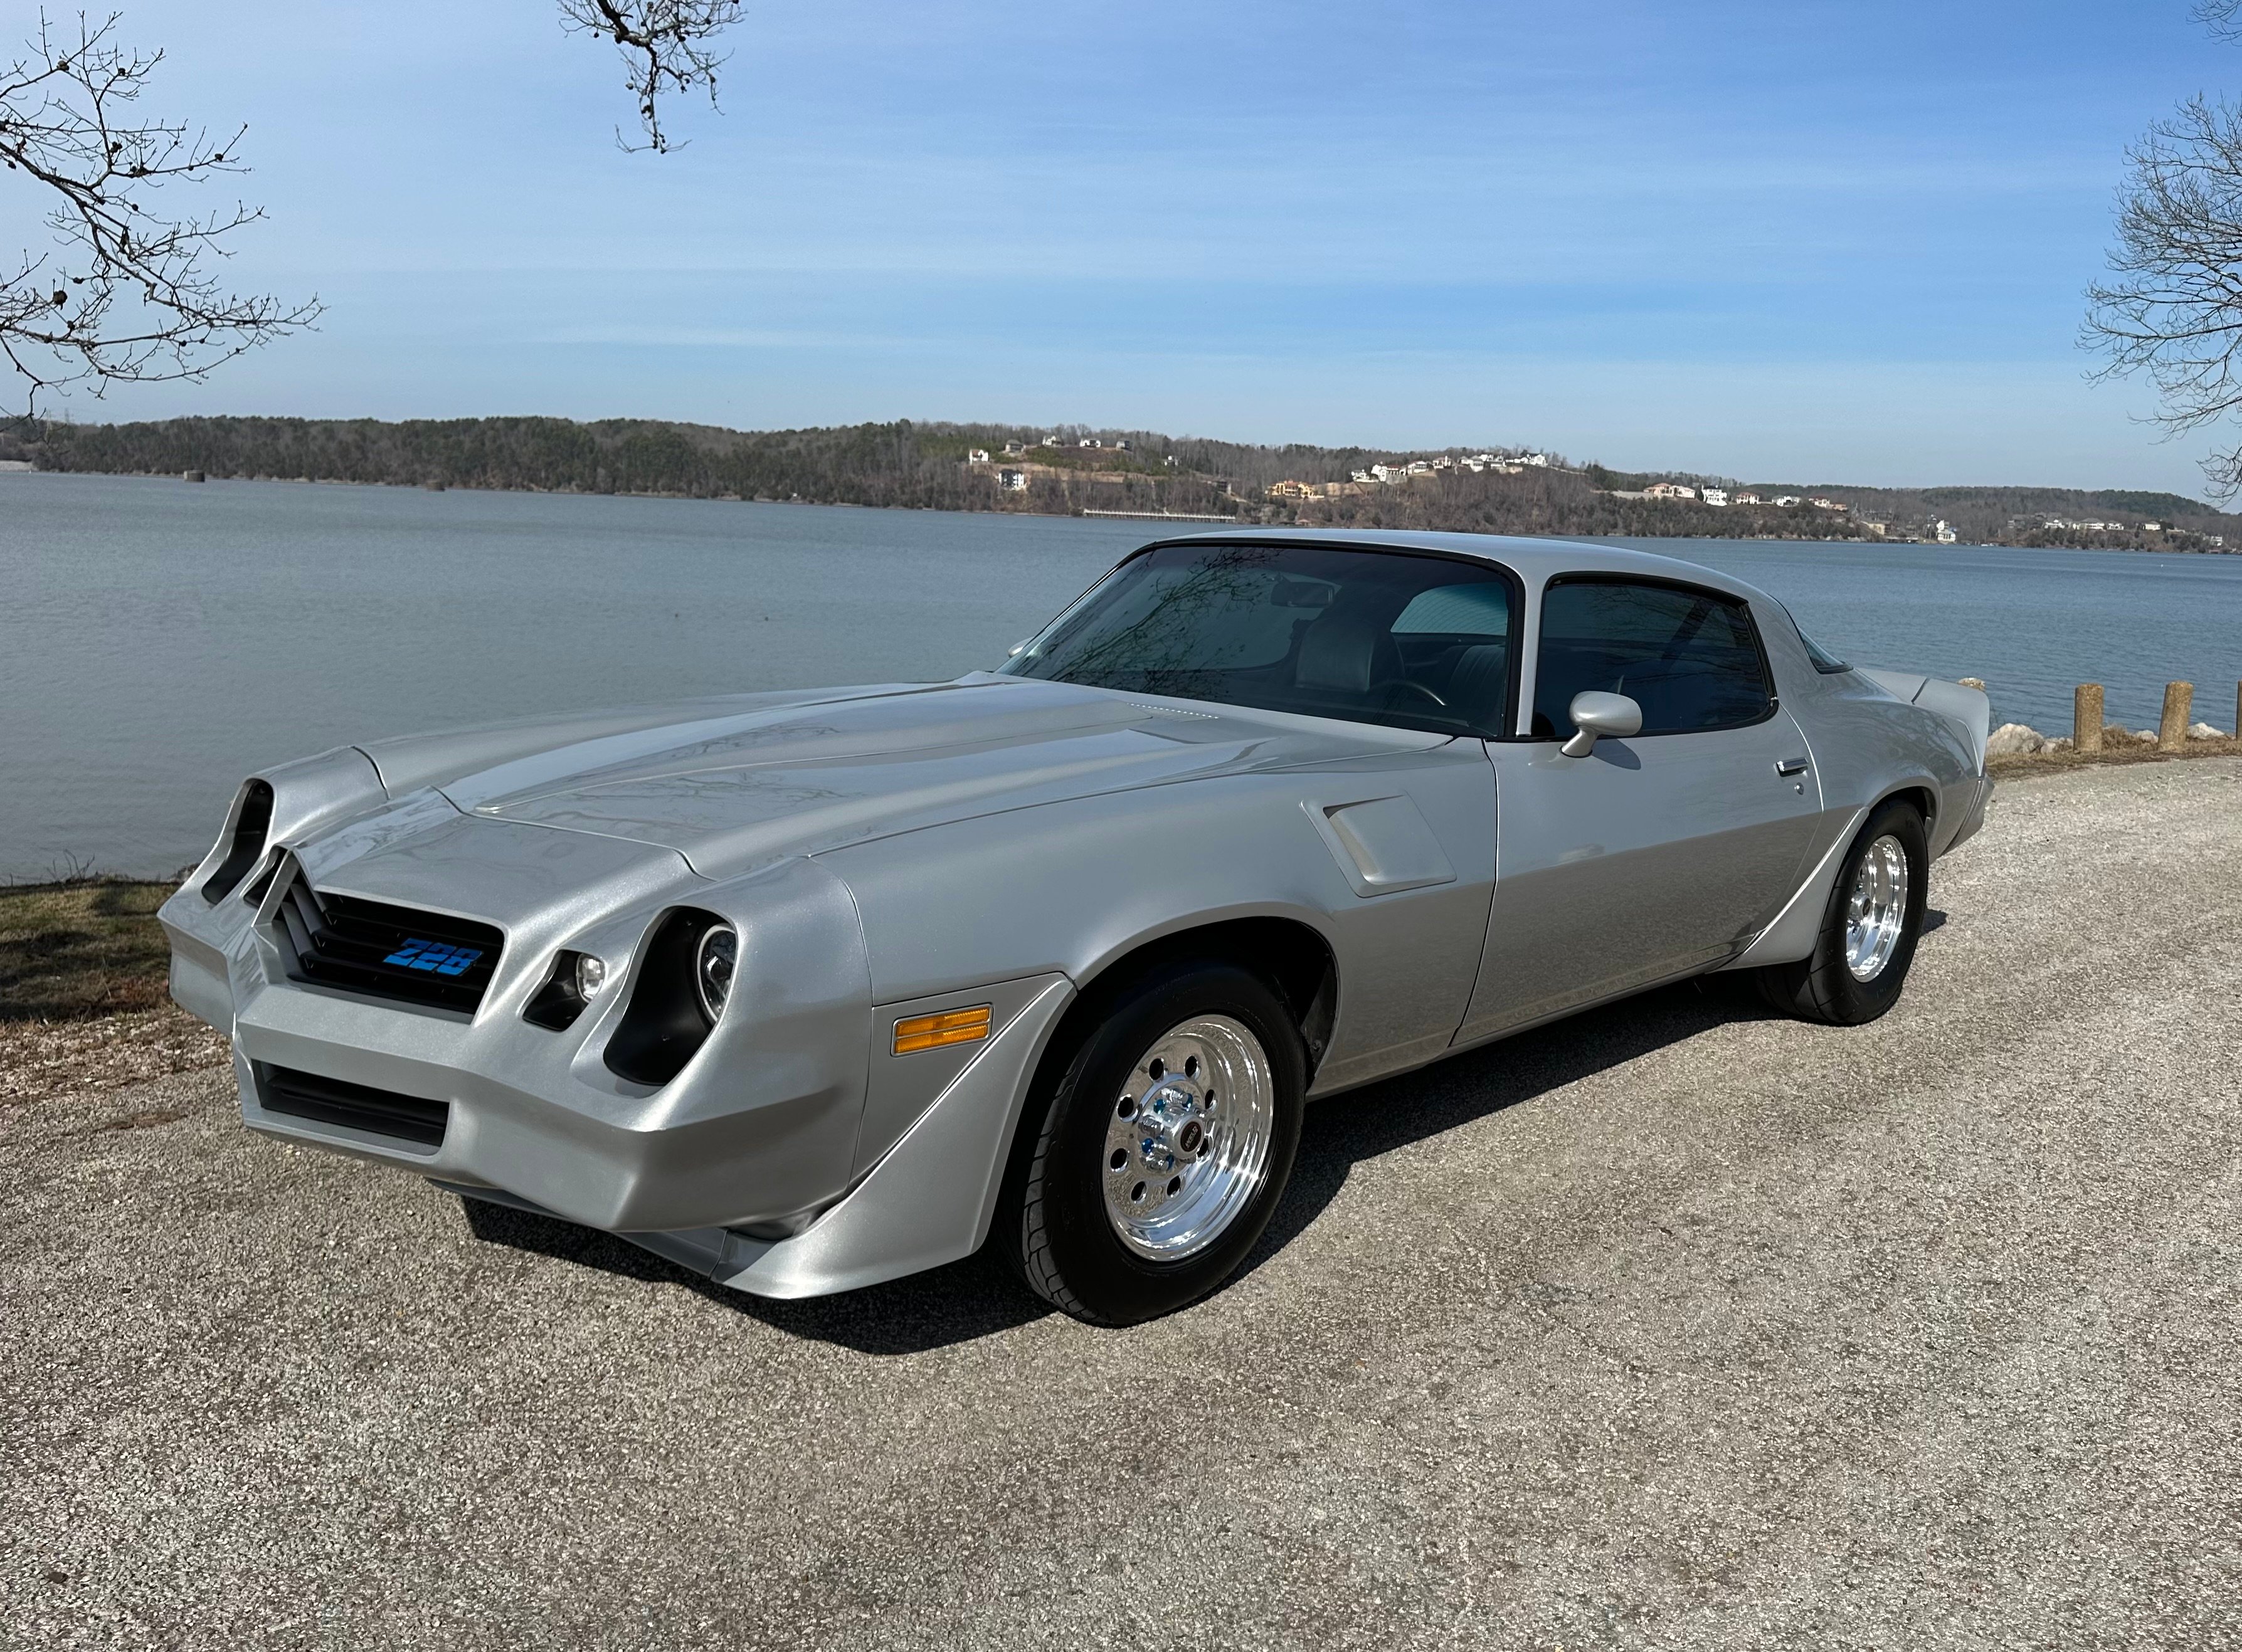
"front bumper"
163,833,1078,1299
161,833,875,1236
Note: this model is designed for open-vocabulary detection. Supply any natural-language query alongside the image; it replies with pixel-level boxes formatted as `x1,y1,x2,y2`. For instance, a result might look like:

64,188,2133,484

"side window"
1533,580,1774,737
1388,581,1512,734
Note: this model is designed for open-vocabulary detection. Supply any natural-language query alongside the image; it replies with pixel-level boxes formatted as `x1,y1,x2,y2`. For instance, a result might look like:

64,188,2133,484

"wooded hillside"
5,415,2230,550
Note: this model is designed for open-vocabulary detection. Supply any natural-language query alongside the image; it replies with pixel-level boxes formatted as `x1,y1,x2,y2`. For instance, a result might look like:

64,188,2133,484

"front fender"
818,757,1496,1107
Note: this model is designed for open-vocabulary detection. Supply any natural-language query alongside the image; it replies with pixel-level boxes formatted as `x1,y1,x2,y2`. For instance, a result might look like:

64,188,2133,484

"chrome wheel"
1102,1014,1274,1263
1844,833,1910,981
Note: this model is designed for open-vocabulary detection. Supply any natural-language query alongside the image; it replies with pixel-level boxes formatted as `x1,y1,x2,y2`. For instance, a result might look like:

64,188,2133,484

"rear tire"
1003,960,1305,1326
1756,798,1928,1026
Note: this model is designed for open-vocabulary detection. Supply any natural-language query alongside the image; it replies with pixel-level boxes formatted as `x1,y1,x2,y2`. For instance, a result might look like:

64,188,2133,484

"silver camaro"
162,531,1991,1324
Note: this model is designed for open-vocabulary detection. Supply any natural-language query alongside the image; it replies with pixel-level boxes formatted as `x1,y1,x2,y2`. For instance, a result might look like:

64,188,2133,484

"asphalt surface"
6,759,2241,1651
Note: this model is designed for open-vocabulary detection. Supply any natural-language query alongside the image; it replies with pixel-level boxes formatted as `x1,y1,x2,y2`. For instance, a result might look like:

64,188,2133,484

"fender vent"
270,871,504,1014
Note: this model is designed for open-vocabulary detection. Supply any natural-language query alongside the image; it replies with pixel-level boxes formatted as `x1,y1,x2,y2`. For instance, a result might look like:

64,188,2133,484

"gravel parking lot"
6,759,2240,1651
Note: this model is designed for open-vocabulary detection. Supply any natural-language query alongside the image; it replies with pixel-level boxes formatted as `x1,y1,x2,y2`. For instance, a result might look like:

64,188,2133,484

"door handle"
1775,758,1810,777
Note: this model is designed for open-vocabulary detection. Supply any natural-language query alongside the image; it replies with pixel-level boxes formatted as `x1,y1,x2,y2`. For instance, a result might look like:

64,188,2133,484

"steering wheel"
1377,678,1447,709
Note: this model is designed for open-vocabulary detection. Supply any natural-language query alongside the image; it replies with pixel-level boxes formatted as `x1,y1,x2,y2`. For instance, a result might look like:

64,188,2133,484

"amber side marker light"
893,1004,993,1055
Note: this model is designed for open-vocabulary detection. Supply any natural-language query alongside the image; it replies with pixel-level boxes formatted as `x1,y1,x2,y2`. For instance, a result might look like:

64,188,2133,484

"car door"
1455,575,1822,1044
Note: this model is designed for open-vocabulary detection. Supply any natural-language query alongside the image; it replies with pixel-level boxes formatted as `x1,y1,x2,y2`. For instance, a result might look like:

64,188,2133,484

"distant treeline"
3,414,2230,550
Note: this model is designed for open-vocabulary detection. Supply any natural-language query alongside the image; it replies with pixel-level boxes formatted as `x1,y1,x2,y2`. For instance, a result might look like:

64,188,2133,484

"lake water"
4,471,2239,880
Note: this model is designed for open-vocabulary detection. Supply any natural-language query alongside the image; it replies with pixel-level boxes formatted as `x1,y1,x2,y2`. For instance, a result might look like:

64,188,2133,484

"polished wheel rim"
1102,1014,1274,1263
1844,834,1910,981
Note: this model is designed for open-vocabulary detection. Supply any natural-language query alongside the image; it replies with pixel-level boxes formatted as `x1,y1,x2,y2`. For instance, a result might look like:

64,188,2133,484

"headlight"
525,949,607,1032
695,927,737,1023
603,907,734,1086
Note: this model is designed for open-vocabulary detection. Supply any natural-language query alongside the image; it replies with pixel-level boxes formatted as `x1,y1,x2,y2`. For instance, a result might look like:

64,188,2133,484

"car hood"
427,674,1442,880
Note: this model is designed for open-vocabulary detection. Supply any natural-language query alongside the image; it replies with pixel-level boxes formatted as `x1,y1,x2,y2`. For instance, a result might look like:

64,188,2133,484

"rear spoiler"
1859,670,1993,771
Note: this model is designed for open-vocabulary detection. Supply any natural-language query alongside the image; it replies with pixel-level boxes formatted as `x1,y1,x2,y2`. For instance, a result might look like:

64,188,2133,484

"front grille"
271,873,504,1014
262,1065,450,1147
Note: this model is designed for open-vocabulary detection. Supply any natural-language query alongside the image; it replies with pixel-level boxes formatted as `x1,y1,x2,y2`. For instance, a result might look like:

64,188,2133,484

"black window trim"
1776,598,1855,675
1015,535,1529,743
1527,571,1781,742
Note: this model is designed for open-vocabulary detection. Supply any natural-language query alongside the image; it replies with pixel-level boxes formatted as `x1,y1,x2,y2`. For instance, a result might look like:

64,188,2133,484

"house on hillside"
1773,495,1802,507
1267,480,1313,500
1520,453,1549,467
1732,492,1763,505
998,468,1028,492
1809,497,1848,512
1700,487,1729,507
1002,440,1026,457
1644,482,1698,500
967,448,991,465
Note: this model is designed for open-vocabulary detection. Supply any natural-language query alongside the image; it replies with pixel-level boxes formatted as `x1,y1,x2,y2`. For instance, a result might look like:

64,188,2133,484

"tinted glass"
1787,611,1851,673
1533,579,1773,737
1003,542,1514,736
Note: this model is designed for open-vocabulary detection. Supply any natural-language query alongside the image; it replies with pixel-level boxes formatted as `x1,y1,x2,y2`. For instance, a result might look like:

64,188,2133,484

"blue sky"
25,0,2239,493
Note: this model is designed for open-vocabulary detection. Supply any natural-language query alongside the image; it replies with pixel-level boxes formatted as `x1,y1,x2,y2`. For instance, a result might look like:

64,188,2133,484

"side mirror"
1007,638,1032,659
1560,690,1642,757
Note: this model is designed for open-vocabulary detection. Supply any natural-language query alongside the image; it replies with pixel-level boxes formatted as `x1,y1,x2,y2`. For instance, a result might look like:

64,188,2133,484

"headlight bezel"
200,779,275,904
602,907,736,1086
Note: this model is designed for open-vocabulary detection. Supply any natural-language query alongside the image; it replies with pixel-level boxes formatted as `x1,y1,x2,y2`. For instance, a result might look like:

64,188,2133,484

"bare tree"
558,0,744,154
0,11,317,419
2085,10,2242,495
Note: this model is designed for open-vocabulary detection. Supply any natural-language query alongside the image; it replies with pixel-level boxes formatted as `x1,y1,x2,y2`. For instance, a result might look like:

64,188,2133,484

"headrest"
1448,643,1508,721
1294,611,1384,692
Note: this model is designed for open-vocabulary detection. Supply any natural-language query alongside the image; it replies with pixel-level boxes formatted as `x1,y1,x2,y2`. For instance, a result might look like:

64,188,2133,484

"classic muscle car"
161,530,1991,1324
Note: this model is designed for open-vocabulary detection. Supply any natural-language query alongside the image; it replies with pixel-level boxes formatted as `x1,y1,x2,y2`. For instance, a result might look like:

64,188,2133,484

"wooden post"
2075,684,2103,754
2159,681,2193,752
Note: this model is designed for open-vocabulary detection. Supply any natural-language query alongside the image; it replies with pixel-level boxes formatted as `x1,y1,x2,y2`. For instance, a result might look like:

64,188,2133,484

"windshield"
1000,542,1516,737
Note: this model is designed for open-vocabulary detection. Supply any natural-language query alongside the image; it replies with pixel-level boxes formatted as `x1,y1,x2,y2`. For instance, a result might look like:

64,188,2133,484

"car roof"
1144,527,1776,607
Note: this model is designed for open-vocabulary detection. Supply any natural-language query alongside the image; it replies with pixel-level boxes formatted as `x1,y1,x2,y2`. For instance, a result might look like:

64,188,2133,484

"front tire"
1005,960,1306,1325
1756,797,1928,1026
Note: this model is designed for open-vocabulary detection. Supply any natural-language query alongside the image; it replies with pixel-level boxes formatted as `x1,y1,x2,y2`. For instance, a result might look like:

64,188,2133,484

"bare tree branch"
2199,0,2242,44
2085,95,2242,497
558,0,743,154
0,10,318,420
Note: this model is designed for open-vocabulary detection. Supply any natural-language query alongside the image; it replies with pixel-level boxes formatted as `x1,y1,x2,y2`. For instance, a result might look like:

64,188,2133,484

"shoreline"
5,467,2234,555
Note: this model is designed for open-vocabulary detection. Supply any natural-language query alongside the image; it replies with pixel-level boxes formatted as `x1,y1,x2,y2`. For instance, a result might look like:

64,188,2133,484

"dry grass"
0,878,229,1107
1989,734,2242,778
1,877,179,1021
